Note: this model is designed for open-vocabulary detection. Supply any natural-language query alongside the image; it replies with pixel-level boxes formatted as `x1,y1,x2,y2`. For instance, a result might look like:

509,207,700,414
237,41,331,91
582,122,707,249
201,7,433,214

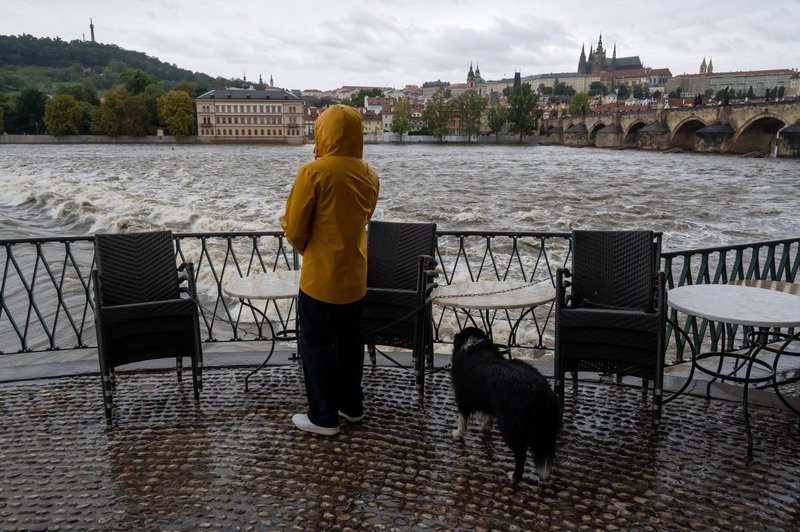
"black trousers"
297,290,365,427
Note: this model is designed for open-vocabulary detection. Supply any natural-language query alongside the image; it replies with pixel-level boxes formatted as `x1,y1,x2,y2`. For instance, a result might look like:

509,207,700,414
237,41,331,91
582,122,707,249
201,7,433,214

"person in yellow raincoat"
281,104,380,436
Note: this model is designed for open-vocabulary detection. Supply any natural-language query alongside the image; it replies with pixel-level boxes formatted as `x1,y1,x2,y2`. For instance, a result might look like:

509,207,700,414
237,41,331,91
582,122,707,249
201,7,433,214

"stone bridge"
541,100,800,157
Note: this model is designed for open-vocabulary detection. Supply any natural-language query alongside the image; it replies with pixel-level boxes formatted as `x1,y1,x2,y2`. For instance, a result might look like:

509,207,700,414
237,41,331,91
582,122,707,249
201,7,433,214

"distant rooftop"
197,88,302,101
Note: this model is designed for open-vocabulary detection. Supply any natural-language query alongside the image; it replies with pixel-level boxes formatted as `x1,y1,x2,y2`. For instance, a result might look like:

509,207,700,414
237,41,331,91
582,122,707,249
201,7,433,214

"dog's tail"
530,390,562,481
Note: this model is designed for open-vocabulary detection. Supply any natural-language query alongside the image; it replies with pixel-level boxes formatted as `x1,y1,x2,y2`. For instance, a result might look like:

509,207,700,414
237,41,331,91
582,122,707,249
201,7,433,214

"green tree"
778,86,786,99
44,94,83,135
14,88,47,133
341,88,383,108
568,92,590,116
588,81,607,97
0,104,4,133
487,105,508,143
140,83,167,132
451,91,486,142
157,90,196,140
506,83,540,143
118,69,158,95
422,89,450,142
616,85,630,100
631,83,649,99
171,81,197,98
54,80,100,105
391,97,412,142
93,85,149,136
746,86,755,99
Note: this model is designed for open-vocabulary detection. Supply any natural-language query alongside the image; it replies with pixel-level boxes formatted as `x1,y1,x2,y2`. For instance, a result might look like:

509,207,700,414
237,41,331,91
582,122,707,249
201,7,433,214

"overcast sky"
3,0,799,91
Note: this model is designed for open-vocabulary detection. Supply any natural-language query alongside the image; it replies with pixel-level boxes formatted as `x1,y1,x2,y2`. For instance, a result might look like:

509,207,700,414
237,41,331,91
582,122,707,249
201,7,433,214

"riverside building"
195,88,305,144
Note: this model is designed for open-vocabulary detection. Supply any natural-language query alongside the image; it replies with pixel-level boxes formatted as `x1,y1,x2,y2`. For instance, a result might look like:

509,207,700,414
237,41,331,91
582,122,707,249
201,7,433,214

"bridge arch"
589,122,609,146
670,118,707,150
623,121,647,148
730,114,788,155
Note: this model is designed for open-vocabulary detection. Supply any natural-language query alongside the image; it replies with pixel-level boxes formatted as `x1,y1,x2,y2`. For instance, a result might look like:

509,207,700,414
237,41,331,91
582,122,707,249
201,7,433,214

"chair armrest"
178,262,197,299
98,298,198,325
367,287,417,297
556,267,572,310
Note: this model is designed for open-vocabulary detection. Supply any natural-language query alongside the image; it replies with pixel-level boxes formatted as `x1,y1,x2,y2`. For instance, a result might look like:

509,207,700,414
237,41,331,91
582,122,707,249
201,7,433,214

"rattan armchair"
554,230,667,425
361,221,438,397
92,231,203,423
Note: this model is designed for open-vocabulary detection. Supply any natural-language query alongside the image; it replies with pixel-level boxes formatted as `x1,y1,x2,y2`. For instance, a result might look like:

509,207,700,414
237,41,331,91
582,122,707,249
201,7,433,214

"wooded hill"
0,34,229,94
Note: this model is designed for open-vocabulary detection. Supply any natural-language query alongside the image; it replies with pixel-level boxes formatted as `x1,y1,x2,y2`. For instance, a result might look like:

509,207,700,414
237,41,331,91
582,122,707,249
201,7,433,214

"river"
1,143,798,250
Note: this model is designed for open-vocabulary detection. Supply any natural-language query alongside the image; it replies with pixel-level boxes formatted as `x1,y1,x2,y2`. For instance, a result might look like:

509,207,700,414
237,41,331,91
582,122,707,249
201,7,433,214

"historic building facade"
195,88,305,144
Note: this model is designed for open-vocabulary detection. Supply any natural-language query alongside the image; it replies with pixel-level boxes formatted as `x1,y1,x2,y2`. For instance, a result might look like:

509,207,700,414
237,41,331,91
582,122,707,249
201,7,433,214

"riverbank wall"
1,133,542,146
1,133,191,145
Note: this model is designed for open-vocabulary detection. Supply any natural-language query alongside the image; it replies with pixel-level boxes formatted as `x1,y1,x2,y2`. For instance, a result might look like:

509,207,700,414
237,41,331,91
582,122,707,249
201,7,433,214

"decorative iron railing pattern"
662,236,800,362
2,232,799,365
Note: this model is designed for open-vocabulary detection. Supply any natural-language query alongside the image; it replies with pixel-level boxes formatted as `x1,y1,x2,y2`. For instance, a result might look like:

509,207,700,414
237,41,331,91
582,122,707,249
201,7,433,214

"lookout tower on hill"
89,18,95,43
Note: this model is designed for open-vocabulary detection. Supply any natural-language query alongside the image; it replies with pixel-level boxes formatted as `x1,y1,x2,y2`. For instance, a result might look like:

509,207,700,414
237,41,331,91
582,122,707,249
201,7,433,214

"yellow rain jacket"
281,105,380,304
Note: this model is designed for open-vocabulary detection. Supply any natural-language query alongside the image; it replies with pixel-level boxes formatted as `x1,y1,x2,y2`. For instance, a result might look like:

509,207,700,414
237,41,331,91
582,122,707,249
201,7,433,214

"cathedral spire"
578,43,587,74
597,33,604,53
707,58,713,73
700,57,707,74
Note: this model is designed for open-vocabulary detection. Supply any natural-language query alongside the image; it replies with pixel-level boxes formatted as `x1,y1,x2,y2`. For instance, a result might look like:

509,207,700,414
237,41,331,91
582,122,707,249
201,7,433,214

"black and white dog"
451,327,562,483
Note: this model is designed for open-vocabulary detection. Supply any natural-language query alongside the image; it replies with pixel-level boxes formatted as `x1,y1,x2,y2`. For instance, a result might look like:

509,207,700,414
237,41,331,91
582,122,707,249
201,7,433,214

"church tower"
707,58,713,73
467,62,475,89
611,43,617,71
591,34,606,73
700,57,707,74
578,44,587,74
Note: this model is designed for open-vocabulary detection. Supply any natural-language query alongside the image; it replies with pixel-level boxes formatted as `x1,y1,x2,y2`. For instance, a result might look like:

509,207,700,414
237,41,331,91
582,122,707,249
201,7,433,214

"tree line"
0,69,199,139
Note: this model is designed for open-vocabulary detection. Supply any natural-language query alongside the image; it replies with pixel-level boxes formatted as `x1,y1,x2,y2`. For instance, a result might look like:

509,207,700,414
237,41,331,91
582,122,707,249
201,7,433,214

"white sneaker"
338,410,363,423
291,414,340,436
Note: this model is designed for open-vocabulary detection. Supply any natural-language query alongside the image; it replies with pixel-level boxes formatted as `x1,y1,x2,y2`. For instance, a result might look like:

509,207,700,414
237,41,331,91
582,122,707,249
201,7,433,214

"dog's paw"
451,428,465,440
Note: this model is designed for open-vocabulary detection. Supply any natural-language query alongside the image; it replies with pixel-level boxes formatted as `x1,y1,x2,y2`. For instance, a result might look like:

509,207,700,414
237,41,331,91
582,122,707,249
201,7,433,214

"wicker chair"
361,221,438,397
92,231,203,423
554,230,666,425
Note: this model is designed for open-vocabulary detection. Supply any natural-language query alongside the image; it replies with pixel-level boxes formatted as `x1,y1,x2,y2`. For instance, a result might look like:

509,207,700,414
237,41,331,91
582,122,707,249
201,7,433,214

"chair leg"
368,344,377,366
653,387,662,428
571,371,578,393
176,356,183,382
641,378,650,402
100,371,113,424
554,375,565,410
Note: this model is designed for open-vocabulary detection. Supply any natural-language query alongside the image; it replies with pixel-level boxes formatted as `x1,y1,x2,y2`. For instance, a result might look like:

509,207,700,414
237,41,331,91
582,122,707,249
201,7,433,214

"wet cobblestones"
1,365,799,530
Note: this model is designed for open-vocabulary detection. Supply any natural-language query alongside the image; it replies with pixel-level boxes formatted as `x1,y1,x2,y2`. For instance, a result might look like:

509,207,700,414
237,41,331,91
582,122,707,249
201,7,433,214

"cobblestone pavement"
1,365,799,531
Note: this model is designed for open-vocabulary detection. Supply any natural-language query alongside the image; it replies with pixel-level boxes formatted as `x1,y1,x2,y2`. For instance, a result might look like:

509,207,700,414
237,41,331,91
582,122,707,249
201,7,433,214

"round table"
433,280,556,356
223,270,301,390
668,283,800,454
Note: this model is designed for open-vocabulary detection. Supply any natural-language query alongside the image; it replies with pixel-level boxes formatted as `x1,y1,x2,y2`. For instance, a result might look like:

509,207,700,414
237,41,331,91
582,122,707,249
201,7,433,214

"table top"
432,280,556,310
730,278,800,295
223,270,300,300
669,284,800,327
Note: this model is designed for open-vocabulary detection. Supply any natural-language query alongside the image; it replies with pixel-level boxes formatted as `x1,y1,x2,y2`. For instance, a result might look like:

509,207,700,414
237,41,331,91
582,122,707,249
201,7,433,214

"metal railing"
2,232,799,364
663,236,800,362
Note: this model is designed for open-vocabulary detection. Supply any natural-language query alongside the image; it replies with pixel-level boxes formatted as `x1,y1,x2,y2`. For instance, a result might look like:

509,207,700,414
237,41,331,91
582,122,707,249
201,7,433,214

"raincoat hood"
314,104,364,159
